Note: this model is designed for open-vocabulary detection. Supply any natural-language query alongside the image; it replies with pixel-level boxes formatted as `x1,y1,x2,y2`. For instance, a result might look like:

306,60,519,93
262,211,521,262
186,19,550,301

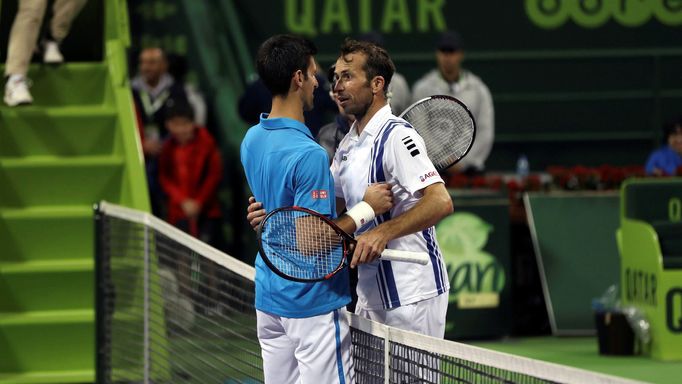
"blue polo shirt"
240,113,351,318
645,145,682,176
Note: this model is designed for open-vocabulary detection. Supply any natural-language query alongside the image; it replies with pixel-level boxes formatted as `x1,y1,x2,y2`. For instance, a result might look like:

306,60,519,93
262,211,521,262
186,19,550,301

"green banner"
437,190,511,339
235,0,681,55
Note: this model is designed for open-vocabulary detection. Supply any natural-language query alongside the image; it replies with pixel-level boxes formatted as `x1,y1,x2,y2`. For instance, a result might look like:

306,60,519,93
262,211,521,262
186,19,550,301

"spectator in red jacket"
159,99,223,308
159,99,223,247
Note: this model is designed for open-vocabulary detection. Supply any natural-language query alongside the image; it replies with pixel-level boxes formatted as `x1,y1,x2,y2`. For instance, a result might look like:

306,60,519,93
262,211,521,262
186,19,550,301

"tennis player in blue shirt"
240,34,392,384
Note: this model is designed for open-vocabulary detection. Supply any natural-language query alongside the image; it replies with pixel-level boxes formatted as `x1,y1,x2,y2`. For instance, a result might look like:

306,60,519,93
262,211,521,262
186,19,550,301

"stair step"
0,62,109,107
0,370,93,384
0,156,125,207
0,105,116,117
0,205,92,219
0,107,118,158
0,155,123,167
0,261,94,312
0,309,92,326
0,206,93,262
0,310,94,373
0,259,93,273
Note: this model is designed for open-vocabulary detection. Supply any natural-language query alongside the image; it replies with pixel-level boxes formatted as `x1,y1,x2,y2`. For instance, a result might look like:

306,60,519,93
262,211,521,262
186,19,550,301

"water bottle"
516,154,529,179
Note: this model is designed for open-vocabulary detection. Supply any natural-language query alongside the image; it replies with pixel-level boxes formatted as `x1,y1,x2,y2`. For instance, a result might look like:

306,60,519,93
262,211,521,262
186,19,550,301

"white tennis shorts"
355,292,449,338
257,308,354,384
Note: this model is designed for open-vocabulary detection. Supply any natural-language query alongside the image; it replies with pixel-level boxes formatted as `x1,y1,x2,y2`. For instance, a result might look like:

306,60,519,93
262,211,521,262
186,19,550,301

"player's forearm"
376,183,452,240
336,197,346,217
334,214,357,234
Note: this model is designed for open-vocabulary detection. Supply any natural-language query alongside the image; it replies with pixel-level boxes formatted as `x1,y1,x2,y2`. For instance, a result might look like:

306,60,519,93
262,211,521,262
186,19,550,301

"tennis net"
95,201,645,384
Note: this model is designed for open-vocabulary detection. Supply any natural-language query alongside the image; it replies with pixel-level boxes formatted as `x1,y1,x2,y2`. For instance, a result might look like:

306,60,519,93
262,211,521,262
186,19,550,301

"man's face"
669,126,682,155
301,57,318,111
436,49,463,81
333,52,374,118
166,116,195,144
139,48,167,84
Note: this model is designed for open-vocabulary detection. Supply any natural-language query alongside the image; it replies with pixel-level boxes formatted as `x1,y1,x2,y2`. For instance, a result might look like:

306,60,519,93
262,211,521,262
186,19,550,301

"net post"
143,223,150,384
94,202,109,384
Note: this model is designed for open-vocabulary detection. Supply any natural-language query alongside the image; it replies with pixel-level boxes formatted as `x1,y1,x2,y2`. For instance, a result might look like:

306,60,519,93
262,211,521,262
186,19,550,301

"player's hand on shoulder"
246,196,266,231
362,183,393,215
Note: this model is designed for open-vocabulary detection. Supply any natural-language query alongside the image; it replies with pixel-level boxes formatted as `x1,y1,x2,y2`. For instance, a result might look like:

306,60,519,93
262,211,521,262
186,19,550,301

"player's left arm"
351,182,452,267
351,126,453,267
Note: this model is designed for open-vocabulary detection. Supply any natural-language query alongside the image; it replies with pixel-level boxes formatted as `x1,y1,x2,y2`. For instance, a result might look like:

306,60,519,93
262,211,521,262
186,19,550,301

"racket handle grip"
381,249,430,265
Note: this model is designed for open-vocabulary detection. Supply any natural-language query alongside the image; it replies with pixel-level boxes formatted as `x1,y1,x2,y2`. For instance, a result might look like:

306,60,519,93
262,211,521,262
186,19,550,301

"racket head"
257,206,351,282
400,95,476,171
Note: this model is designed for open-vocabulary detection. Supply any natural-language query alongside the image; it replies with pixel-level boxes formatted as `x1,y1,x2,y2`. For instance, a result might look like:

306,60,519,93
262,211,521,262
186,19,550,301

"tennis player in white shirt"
329,38,453,337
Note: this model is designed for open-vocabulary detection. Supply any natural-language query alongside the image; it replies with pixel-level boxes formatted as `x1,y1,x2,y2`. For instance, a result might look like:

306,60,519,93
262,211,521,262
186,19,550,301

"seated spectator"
645,118,682,176
4,0,87,106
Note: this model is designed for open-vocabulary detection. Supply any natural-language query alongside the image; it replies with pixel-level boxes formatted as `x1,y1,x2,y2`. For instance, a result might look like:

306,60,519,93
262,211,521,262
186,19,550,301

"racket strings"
402,98,475,171
261,210,345,280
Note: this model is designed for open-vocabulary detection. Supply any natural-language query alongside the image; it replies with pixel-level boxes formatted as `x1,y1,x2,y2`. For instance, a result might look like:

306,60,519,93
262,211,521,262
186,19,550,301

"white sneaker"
4,76,33,107
43,40,64,64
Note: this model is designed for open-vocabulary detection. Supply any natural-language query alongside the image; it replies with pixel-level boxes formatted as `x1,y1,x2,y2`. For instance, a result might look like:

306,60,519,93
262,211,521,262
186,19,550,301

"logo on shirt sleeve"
402,136,420,157
419,171,438,182
311,190,328,199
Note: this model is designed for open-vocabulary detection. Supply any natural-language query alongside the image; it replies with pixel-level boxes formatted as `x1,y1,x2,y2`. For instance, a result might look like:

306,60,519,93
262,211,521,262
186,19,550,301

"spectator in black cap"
356,31,412,115
412,30,495,176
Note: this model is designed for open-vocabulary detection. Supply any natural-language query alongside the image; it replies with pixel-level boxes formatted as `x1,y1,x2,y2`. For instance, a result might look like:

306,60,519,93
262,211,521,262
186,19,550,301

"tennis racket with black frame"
257,206,429,282
399,95,476,171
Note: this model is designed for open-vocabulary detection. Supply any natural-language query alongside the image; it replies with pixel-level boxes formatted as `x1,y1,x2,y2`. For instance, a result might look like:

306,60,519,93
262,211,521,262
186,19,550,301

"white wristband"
345,201,376,230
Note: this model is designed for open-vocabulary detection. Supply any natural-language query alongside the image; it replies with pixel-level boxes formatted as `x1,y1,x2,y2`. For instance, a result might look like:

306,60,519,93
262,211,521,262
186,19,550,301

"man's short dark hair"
256,34,318,97
164,97,194,121
339,38,395,94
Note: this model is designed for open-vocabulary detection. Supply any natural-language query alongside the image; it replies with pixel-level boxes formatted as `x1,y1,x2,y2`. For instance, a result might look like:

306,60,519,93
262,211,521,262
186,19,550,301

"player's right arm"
246,184,393,232
246,141,393,232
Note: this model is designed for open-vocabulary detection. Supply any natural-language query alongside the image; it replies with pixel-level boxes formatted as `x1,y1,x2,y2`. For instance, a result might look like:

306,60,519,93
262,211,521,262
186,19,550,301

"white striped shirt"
331,105,450,310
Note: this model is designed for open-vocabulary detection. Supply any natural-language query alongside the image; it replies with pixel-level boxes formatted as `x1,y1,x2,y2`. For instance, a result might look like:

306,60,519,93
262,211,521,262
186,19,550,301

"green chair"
618,177,682,361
